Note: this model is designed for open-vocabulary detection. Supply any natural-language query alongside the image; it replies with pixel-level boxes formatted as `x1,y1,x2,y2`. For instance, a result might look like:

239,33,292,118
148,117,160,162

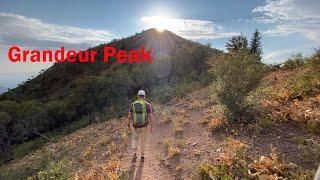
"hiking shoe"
141,156,145,162
132,153,137,162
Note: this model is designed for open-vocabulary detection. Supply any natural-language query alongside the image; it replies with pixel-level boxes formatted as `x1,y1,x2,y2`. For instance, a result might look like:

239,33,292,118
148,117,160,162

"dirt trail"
126,105,175,180
125,88,222,179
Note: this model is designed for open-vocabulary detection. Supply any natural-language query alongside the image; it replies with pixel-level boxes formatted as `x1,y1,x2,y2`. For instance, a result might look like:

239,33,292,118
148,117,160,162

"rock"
192,142,197,146
305,109,312,114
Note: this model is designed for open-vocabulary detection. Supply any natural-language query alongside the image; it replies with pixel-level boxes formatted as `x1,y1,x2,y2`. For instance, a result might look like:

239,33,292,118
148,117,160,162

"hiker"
127,90,153,162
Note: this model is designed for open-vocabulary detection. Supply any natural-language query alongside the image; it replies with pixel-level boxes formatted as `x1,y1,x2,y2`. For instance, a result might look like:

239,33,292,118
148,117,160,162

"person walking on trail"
127,90,153,162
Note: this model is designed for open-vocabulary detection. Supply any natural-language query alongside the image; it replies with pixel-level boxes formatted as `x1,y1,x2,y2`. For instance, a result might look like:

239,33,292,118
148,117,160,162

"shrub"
207,118,225,133
199,163,233,180
306,120,320,134
306,49,320,69
167,147,181,158
34,159,69,180
288,67,320,97
210,50,265,122
282,53,304,69
199,163,215,180
289,51,320,96
151,85,174,104
0,111,11,157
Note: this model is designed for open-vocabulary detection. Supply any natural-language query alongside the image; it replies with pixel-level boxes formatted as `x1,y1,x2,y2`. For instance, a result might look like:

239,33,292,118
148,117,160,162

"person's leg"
140,127,147,158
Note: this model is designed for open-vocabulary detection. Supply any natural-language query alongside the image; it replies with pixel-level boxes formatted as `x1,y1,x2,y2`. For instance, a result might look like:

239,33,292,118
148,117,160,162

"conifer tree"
250,29,262,55
226,33,248,52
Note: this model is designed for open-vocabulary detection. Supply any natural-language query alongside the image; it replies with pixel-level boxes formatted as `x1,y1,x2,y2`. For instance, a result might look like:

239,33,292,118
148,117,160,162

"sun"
156,27,165,32
141,16,169,32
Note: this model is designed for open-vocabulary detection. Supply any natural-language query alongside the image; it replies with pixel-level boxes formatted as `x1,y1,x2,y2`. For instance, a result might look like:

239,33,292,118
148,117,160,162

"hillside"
1,66,319,179
0,29,214,102
0,29,218,163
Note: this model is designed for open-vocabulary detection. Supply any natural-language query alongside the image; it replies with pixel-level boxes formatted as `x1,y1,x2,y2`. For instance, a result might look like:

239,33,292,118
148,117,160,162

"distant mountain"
0,86,8,94
0,71,39,89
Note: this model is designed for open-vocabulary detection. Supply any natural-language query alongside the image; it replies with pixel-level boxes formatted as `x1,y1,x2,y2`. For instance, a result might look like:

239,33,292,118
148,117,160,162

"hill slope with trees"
0,29,218,163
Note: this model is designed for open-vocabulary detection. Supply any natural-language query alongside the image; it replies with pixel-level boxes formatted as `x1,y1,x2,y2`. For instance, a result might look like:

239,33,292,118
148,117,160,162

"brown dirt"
122,85,320,179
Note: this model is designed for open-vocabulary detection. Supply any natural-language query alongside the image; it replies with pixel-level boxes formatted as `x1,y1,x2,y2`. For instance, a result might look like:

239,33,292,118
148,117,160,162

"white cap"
138,90,146,96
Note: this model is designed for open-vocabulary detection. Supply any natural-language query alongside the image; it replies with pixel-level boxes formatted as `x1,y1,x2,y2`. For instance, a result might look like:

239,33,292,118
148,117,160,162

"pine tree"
226,33,248,52
250,29,262,55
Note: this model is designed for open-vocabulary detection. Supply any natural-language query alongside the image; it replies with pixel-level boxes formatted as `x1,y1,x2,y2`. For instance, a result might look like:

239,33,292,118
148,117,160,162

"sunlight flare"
141,16,170,32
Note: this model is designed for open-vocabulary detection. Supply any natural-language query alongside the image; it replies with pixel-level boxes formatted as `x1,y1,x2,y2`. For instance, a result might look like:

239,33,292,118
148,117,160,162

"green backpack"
132,99,148,128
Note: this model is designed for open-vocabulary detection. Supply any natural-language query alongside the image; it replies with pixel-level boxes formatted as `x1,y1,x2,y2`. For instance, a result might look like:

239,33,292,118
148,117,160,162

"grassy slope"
0,118,129,179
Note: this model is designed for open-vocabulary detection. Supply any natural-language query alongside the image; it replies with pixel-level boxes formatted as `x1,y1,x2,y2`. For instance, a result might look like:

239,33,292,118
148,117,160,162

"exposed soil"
123,86,320,179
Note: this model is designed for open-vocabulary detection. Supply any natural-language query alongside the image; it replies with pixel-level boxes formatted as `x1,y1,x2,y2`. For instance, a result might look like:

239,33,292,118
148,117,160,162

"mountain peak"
1,29,215,101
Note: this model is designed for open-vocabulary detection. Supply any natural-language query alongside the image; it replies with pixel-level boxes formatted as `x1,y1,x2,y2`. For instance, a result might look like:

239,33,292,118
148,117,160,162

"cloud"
141,16,238,39
0,12,116,80
262,48,315,64
252,0,320,43
0,12,115,49
253,0,320,22
264,49,298,60
264,23,320,42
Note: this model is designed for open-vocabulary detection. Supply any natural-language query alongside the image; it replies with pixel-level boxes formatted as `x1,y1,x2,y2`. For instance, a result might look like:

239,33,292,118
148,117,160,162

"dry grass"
1,118,130,179
200,118,211,125
226,137,247,150
175,164,183,172
163,138,181,159
176,140,188,149
75,160,123,180
168,147,181,158
174,126,184,134
248,68,320,135
247,146,300,179
163,138,173,150
207,118,224,132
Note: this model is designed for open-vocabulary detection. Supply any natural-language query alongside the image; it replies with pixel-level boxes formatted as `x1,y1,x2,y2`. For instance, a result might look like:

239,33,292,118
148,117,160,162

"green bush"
290,73,320,96
210,50,265,122
34,159,69,180
0,151,54,180
11,138,47,160
199,163,215,180
151,84,174,104
306,49,320,69
289,50,320,96
151,75,210,104
199,163,233,180
282,53,305,69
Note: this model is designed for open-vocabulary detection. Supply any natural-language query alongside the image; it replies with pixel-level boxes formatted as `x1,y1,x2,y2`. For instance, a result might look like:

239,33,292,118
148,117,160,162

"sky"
0,0,320,88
